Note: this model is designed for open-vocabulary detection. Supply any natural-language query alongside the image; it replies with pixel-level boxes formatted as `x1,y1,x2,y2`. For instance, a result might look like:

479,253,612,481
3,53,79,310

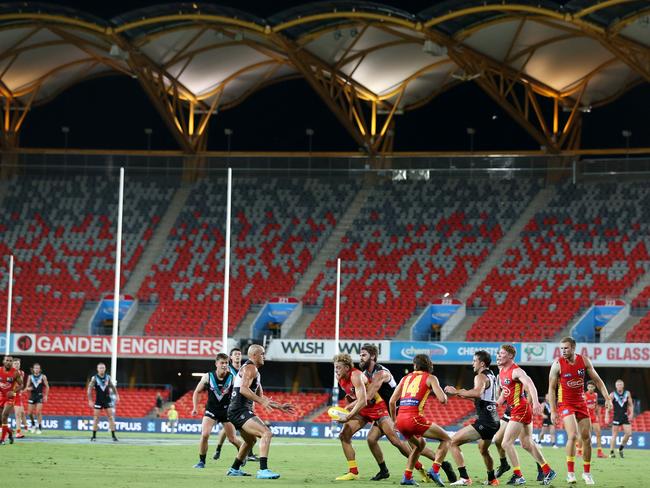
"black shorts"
228,408,256,430
94,399,114,410
542,418,552,426
472,419,500,440
204,408,228,424
28,394,43,405
612,414,630,426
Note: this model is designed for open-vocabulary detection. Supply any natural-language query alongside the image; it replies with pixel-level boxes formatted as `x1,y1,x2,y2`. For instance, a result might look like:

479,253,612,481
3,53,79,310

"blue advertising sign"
5,416,649,449
573,304,624,342
412,303,462,341
92,296,135,335
389,341,521,364
252,298,298,340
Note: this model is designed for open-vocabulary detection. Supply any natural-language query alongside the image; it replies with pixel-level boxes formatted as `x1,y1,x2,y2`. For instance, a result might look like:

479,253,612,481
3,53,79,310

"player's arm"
427,374,447,404
366,370,390,401
445,373,486,399
87,377,96,408
627,391,634,420
238,365,294,413
191,374,208,416
514,366,542,415
604,392,613,424
42,375,50,402
547,360,560,423
341,371,367,421
388,377,405,421
109,380,120,403
583,356,612,411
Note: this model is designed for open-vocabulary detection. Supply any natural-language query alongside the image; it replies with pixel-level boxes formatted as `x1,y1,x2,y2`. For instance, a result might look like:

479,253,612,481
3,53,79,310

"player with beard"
359,344,456,483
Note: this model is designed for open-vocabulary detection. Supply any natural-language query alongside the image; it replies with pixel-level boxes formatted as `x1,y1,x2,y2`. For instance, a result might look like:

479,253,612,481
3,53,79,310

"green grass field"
2,431,646,487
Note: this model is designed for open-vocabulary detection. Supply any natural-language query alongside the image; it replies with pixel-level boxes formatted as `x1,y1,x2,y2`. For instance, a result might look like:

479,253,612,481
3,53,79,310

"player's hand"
533,402,543,416
444,386,457,396
43,396,48,403
191,408,198,416
88,400,95,409
280,403,296,414
261,397,272,410
550,411,558,425
604,399,613,411
337,414,350,423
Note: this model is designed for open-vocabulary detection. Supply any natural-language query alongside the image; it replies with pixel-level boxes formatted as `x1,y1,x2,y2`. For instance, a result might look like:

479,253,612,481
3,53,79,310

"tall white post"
222,168,232,352
5,255,13,354
332,258,341,407
110,168,124,384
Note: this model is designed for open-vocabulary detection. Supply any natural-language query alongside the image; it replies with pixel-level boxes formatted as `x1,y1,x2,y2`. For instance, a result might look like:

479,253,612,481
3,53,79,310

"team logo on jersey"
577,368,585,377
562,373,572,378
503,378,511,385
567,379,584,388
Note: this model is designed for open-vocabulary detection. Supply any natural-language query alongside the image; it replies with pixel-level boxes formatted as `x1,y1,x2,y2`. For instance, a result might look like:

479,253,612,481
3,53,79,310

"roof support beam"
273,34,403,158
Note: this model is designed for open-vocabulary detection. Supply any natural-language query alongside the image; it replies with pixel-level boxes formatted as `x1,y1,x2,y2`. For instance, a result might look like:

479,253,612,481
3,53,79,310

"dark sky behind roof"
16,0,650,151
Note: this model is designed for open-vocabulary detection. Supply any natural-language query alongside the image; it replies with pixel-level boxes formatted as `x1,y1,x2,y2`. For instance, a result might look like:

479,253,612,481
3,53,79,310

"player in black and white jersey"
359,344,456,483
25,363,49,434
605,379,634,458
226,345,295,479
86,362,119,442
191,353,243,469
444,350,500,486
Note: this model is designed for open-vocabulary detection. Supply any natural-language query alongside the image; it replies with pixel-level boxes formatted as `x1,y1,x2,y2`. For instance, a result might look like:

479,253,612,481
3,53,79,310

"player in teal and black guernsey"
86,362,119,442
226,345,295,479
214,347,260,461
25,362,49,433
606,379,634,458
192,353,243,468
444,350,500,485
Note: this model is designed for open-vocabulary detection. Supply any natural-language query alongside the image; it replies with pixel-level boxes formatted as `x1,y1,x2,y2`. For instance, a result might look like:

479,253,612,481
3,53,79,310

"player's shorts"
359,403,390,422
396,413,431,439
612,413,630,426
28,393,43,405
228,408,256,430
588,410,598,424
94,399,114,410
509,403,532,425
542,417,552,426
472,418,500,440
204,408,228,423
0,391,16,408
558,402,590,421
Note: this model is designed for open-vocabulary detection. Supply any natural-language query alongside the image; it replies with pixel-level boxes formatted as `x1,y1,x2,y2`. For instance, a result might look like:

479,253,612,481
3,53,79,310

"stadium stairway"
284,305,320,338
233,304,263,338
290,181,371,300
457,185,556,302
605,312,644,342
445,314,481,341
122,302,157,336
70,301,97,334
123,185,192,297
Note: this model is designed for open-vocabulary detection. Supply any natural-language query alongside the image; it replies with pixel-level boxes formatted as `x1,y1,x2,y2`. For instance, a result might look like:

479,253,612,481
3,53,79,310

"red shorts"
0,391,15,408
359,403,389,422
509,403,532,425
396,414,431,439
558,402,590,421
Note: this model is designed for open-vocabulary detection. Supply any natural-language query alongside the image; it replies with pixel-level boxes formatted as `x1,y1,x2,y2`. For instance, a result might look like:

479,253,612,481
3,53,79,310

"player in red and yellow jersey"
0,355,23,445
11,358,28,438
549,337,611,485
389,353,450,487
497,344,555,485
583,380,605,458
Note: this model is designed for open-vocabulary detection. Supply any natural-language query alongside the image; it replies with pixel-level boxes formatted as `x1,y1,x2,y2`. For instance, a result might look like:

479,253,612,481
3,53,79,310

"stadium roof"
0,1,649,154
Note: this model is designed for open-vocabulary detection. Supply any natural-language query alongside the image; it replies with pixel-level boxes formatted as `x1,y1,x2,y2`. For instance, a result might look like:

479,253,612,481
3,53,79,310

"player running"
87,362,120,442
548,337,611,485
226,345,294,479
582,381,605,458
389,353,451,487
0,355,22,445
192,353,243,468
497,344,556,485
214,347,258,461
25,362,49,434
11,358,28,438
605,379,633,458
444,350,500,486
